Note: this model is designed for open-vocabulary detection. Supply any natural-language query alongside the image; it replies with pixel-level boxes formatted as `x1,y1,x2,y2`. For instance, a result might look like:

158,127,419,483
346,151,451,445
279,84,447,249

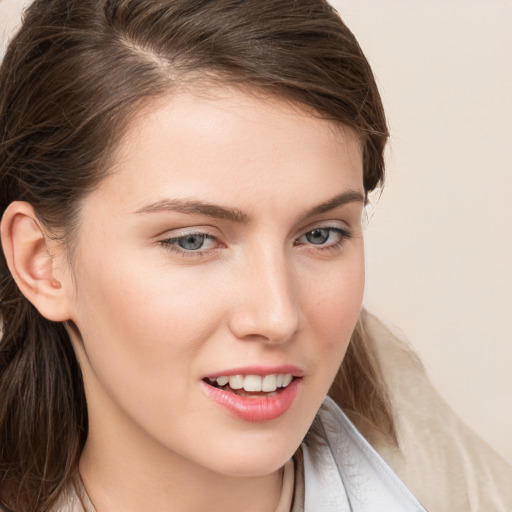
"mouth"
201,368,303,422
203,373,298,397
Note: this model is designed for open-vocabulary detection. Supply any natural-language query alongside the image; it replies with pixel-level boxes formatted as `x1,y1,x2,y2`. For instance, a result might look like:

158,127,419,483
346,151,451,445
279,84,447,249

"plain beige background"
1,0,511,464
332,0,512,465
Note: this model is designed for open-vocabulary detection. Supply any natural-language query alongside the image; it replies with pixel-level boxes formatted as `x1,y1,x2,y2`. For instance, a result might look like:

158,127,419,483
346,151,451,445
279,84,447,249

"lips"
201,365,303,422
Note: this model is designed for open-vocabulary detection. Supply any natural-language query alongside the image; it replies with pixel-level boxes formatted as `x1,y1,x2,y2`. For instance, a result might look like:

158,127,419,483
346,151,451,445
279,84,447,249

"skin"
4,87,366,511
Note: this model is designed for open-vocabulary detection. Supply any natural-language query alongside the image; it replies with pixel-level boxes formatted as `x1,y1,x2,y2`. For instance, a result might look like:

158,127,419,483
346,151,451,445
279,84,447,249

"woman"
0,1,510,511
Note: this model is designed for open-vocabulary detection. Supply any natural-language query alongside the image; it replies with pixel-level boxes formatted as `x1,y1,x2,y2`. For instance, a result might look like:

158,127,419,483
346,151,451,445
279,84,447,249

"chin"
216,452,294,478
201,431,302,478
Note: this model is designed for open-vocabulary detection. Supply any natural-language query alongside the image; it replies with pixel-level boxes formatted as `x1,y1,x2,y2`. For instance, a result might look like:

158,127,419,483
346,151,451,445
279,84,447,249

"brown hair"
0,0,391,509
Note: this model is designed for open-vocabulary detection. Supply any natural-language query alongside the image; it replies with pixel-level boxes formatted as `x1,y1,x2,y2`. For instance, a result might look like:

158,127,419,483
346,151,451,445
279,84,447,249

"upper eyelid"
297,220,350,236
157,225,221,239
164,230,215,239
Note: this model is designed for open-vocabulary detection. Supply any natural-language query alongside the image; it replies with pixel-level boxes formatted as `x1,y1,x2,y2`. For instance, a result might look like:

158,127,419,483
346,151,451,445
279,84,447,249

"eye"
176,234,209,250
296,227,351,248
305,228,331,245
160,233,218,254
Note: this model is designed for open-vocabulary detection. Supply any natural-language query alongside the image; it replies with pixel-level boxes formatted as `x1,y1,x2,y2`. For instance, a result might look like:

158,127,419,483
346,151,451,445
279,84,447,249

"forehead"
92,86,363,214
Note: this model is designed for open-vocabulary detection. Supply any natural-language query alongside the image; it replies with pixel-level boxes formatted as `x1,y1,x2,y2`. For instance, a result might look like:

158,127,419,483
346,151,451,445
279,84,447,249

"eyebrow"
298,190,365,221
134,190,365,223
135,198,250,223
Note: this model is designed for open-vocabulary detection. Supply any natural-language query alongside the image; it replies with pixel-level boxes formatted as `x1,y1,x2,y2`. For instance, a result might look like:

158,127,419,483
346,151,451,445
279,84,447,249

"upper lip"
203,364,304,380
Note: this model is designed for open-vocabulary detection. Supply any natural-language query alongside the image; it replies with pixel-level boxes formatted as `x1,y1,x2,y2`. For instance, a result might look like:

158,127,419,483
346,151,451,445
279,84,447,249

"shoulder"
363,311,512,512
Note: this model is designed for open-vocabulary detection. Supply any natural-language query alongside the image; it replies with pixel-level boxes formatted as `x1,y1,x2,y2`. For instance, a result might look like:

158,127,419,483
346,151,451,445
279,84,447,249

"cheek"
306,251,364,326
75,241,222,337
301,251,364,369
70,251,226,395
70,263,226,435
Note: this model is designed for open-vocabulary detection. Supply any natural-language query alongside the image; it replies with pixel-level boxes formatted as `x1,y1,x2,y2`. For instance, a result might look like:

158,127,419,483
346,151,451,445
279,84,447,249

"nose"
228,250,300,344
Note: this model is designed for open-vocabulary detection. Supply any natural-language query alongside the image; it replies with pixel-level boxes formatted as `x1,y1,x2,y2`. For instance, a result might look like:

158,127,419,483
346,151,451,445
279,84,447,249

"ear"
1,201,73,322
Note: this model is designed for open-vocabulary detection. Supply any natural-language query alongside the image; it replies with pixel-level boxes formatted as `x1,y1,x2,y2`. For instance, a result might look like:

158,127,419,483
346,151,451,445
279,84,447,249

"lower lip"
201,379,301,422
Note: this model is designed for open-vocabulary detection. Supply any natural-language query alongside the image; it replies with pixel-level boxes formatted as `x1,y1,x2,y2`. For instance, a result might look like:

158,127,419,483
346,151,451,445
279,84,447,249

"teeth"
262,374,277,392
216,376,229,386
211,374,295,392
228,375,244,389
282,374,293,387
244,375,262,392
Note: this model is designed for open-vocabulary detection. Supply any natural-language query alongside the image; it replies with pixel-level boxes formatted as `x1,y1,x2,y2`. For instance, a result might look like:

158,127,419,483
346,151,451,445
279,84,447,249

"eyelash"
295,226,352,250
159,233,218,258
159,226,352,257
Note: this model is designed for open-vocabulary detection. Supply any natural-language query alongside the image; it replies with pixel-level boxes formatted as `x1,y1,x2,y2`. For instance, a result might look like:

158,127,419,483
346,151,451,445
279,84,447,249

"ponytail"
0,274,86,511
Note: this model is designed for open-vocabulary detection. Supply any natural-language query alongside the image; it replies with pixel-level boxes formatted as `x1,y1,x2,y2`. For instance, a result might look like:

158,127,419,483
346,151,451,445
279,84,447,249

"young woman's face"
66,87,365,477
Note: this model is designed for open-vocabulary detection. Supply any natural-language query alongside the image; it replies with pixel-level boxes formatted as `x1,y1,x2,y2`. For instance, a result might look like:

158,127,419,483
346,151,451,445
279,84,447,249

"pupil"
178,235,204,250
306,229,329,245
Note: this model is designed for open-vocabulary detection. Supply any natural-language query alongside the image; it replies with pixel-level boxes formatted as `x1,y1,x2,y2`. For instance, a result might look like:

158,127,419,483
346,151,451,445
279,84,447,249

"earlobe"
0,201,73,322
